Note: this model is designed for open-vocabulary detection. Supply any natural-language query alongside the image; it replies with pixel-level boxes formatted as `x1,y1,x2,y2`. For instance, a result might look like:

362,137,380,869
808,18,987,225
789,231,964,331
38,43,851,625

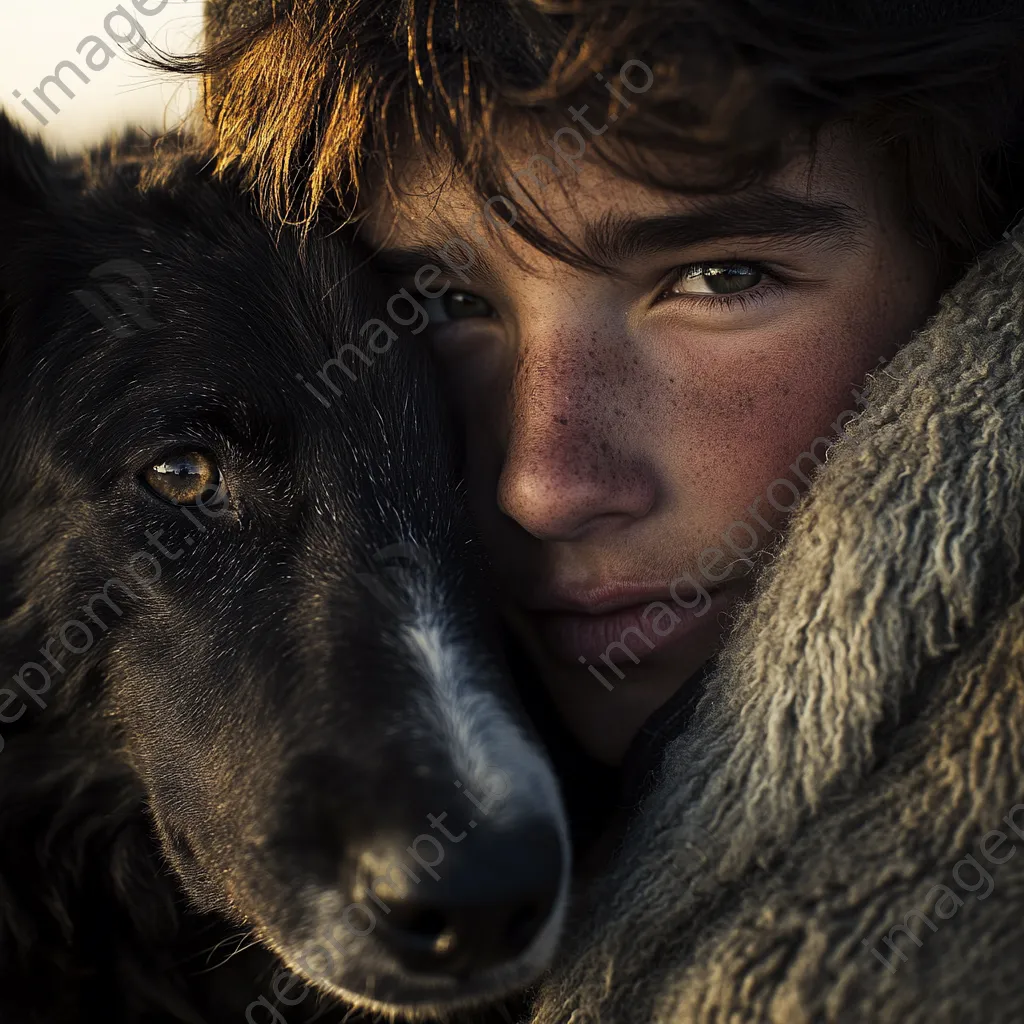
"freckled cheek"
662,326,880,525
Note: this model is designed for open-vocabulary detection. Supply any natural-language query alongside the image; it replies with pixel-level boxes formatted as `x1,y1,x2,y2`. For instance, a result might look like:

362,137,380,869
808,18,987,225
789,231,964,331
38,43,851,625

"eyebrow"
584,192,862,268
369,189,862,285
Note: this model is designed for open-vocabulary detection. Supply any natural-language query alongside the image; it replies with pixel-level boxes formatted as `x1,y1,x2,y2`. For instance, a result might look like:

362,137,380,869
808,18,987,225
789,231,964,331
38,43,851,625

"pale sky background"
0,0,206,153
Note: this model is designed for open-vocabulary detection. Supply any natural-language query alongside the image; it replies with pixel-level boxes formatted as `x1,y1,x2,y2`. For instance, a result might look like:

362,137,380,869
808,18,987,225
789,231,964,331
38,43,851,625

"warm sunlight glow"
0,0,203,151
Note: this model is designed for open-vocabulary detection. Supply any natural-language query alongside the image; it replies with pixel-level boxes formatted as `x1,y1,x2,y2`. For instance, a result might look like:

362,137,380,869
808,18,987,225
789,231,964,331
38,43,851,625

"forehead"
360,123,878,266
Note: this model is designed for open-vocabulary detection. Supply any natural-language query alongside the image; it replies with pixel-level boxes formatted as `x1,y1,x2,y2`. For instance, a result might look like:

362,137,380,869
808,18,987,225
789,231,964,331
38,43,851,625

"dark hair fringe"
152,0,1024,264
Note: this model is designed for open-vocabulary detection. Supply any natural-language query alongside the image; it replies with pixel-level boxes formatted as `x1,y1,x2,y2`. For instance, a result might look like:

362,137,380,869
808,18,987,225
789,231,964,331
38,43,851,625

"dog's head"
0,113,568,1016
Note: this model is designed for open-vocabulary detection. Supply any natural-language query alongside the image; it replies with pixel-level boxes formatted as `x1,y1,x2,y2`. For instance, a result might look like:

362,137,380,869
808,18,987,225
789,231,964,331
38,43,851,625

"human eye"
656,260,783,311
422,289,497,324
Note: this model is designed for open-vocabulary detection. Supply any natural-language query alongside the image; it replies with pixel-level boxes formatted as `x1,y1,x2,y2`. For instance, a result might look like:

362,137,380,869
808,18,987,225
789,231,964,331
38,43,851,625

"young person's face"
361,124,940,764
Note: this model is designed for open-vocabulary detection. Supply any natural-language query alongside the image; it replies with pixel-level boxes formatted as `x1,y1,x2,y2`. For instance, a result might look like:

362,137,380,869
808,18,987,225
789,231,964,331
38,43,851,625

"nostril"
387,904,456,957
377,893,558,976
375,900,458,966
362,817,565,977
402,908,448,940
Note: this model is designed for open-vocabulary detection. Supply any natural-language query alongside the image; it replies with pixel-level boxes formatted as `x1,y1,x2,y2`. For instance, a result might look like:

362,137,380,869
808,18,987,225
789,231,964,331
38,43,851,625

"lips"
523,583,743,666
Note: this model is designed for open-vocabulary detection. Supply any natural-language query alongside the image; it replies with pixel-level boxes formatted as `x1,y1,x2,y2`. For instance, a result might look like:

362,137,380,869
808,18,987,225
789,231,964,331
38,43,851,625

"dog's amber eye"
143,451,225,506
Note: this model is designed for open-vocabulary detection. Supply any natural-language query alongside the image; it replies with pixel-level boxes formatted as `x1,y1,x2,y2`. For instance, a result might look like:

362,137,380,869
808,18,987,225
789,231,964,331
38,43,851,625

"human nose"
496,340,657,541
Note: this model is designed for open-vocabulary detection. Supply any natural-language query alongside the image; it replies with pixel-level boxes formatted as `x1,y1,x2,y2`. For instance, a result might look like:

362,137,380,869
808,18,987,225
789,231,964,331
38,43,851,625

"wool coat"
528,223,1024,1023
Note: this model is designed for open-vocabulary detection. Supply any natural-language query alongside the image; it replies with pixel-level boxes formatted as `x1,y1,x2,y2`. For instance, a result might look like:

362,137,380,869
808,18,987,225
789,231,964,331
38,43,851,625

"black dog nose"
360,817,564,977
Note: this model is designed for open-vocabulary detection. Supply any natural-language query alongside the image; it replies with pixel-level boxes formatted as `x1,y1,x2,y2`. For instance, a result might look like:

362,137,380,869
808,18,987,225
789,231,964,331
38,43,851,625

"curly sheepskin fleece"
529,227,1024,1024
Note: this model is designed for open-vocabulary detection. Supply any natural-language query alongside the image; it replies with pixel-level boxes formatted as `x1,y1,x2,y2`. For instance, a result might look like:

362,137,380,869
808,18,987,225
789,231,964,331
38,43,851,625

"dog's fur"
0,115,569,1024
530,225,1024,1022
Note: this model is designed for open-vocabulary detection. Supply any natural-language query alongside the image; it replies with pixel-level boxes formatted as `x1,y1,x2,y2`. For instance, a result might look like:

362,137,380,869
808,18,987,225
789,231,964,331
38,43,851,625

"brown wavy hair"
160,0,1024,264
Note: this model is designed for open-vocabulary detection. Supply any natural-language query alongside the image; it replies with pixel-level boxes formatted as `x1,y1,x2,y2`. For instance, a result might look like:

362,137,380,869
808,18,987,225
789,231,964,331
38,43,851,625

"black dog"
0,113,568,1024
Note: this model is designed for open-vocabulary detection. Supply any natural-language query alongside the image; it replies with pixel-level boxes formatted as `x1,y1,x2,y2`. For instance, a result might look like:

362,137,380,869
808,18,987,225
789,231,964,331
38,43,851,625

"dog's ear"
0,110,57,216
1,111,59,355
